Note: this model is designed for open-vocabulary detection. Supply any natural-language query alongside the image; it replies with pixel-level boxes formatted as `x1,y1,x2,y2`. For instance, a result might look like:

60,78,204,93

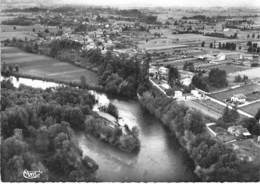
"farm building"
227,125,251,138
231,93,246,104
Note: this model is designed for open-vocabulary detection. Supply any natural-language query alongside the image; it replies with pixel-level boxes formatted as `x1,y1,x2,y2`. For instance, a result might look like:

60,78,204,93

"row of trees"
247,41,260,53
2,16,34,26
234,74,249,83
247,33,260,39
218,42,237,50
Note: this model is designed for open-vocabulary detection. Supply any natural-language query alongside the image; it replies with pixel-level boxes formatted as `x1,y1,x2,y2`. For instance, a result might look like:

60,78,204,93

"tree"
234,75,242,82
208,68,228,88
106,103,119,119
131,126,139,138
240,118,260,135
220,105,239,127
183,62,195,72
63,107,85,130
80,76,87,89
191,73,209,92
218,42,222,49
222,106,231,124
184,110,205,134
35,126,50,152
44,28,49,33
255,108,260,121
168,66,179,87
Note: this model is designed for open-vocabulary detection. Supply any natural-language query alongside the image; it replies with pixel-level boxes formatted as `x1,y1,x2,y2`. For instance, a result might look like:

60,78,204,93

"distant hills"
1,0,62,9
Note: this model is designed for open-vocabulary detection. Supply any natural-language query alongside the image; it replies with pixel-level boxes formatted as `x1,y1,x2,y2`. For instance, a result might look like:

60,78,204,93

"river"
2,76,198,182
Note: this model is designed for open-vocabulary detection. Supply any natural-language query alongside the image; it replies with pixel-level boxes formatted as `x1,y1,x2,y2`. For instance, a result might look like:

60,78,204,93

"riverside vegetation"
138,84,260,182
1,79,140,182
3,38,148,98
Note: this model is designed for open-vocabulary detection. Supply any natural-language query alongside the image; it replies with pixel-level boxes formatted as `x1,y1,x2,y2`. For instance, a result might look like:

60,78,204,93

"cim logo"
23,169,42,179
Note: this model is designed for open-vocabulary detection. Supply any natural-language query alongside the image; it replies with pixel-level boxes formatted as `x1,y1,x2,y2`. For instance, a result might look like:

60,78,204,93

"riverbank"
77,99,198,182
1,75,140,153
7,72,104,92
138,87,260,182
1,76,199,181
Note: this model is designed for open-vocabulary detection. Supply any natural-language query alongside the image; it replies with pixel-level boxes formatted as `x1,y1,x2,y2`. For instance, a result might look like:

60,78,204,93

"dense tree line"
217,106,240,128
99,103,119,120
138,87,260,182
247,41,260,53
240,109,260,136
192,68,228,92
49,39,82,57
2,16,34,26
1,79,141,181
97,51,149,97
1,82,98,181
218,42,237,50
3,38,149,98
74,24,97,33
4,38,39,54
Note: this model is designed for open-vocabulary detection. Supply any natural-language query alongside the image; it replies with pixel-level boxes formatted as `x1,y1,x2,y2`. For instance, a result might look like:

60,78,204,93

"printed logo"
23,169,42,179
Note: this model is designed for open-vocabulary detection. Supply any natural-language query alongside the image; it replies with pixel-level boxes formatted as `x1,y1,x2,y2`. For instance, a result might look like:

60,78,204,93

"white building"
227,125,251,137
231,94,246,104
174,91,183,98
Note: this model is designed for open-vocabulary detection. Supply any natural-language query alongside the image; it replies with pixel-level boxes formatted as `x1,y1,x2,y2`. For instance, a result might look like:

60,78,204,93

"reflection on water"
1,76,61,89
2,76,198,182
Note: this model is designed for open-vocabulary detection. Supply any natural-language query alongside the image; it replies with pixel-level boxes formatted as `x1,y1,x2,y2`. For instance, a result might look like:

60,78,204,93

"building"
174,91,183,98
227,125,251,138
231,94,246,104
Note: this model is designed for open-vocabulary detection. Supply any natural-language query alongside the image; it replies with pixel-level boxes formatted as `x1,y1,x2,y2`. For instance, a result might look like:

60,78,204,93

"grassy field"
0,31,36,41
1,47,99,85
0,23,66,41
210,83,260,102
246,91,260,102
207,64,251,74
240,101,260,116
229,67,260,80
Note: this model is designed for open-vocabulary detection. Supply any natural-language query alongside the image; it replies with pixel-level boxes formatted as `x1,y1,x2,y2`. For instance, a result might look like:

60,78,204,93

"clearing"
1,46,99,85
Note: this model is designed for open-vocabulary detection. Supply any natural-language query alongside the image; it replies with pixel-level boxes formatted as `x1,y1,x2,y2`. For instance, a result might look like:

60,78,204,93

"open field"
194,99,225,114
1,47,99,85
246,91,260,102
0,23,68,41
240,101,260,116
207,63,251,74
229,67,260,81
1,24,64,33
0,31,36,41
184,99,223,120
138,32,228,49
210,83,260,102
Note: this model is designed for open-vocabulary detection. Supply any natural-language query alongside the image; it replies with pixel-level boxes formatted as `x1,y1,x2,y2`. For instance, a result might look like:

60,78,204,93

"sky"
62,0,260,8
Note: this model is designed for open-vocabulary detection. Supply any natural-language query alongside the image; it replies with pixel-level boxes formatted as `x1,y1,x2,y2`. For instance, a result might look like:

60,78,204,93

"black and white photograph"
1,0,260,182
